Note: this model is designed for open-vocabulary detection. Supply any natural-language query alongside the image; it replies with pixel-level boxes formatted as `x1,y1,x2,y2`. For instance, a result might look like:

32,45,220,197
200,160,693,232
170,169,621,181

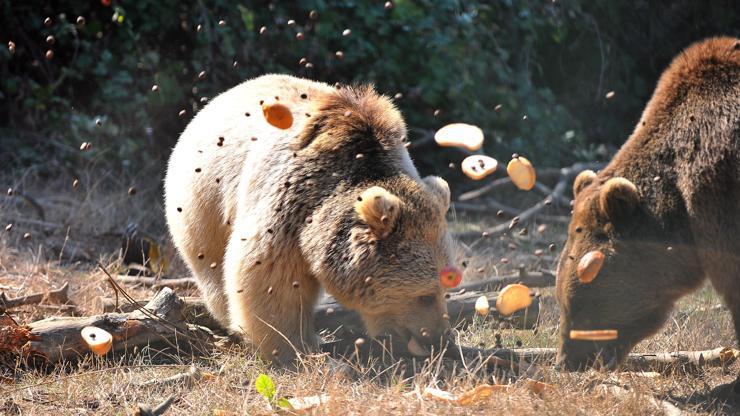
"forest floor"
0,171,738,415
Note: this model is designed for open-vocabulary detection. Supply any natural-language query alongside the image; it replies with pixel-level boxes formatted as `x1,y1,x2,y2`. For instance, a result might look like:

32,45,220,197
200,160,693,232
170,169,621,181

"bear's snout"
557,340,620,372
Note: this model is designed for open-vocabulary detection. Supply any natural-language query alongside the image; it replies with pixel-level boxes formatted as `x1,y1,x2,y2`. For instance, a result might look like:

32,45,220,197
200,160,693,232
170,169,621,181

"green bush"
1,0,737,179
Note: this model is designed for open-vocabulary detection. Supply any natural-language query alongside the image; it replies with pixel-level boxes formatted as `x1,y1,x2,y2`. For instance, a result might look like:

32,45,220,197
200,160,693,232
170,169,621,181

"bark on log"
100,282,536,334
314,288,539,340
0,282,69,311
101,284,541,338
475,346,739,372
461,270,555,292
100,296,220,330
113,276,197,289
24,288,214,364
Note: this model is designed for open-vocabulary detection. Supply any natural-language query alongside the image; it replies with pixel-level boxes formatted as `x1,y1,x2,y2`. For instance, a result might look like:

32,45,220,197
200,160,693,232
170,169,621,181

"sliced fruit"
434,123,484,151
495,283,532,316
81,326,113,356
261,101,293,129
507,156,536,190
461,155,498,180
569,329,618,341
577,250,605,284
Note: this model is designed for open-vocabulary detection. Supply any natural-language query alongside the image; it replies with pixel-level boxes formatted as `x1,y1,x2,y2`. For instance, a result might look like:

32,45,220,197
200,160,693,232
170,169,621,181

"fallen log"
478,346,739,373
100,296,220,330
462,270,555,292
0,282,69,311
113,276,197,289
101,283,541,337
22,288,215,364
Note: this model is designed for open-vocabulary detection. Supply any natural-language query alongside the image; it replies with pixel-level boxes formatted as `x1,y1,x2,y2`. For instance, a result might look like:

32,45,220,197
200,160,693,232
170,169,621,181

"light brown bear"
164,74,457,364
556,36,740,378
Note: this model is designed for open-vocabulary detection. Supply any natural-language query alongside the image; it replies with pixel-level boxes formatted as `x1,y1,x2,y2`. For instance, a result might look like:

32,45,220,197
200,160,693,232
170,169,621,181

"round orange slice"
569,329,618,341
262,101,293,129
495,283,532,316
507,156,536,190
577,250,605,284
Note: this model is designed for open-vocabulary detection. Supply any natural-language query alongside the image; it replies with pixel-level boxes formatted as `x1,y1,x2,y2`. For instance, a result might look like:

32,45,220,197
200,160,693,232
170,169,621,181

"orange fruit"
261,101,293,129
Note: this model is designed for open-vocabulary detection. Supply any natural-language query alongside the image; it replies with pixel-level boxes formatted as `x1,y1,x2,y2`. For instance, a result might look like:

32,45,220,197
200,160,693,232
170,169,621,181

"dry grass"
1,172,738,415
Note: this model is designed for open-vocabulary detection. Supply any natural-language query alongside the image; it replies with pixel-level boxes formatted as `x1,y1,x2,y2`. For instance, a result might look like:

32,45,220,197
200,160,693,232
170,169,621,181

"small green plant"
255,373,291,410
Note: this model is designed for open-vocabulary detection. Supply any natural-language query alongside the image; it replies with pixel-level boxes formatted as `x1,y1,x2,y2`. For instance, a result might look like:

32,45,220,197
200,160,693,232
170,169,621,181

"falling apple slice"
507,156,536,190
462,155,498,180
81,326,113,356
577,250,605,284
569,329,618,341
475,295,490,316
495,283,532,316
439,265,462,288
434,123,484,151
261,100,293,129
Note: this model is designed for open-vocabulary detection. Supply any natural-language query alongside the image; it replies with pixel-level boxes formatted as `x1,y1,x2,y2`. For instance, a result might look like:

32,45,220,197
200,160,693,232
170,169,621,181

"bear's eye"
418,295,436,306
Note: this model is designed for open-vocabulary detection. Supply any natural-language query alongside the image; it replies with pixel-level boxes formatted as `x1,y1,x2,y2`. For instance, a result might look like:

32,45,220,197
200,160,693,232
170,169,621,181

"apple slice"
495,283,532,316
434,123,484,151
507,156,536,190
577,250,605,284
261,100,293,129
475,295,490,316
462,155,497,180
569,329,618,341
81,326,113,356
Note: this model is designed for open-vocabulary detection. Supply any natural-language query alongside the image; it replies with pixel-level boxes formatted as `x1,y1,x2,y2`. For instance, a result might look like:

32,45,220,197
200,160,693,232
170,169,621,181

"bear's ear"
422,176,450,213
355,186,402,239
573,170,597,197
599,178,640,221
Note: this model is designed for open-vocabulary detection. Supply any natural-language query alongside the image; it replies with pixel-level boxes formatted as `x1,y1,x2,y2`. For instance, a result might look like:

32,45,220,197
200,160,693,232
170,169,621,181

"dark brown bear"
555,37,740,374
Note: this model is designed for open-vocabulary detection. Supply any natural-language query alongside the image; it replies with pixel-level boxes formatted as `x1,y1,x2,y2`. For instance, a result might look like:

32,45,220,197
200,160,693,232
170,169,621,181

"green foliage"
255,373,290,409
0,0,737,177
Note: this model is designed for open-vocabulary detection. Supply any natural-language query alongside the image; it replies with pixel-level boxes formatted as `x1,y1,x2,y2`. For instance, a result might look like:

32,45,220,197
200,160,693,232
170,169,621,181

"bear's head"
555,170,700,370
347,175,456,357
296,85,458,357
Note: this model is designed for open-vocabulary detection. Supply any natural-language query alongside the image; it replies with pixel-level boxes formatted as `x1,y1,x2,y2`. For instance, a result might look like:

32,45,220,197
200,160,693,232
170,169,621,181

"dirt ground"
1,170,738,415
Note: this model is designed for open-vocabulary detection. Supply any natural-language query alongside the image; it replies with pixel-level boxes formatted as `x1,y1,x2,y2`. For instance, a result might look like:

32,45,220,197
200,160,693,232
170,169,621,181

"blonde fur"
165,74,455,363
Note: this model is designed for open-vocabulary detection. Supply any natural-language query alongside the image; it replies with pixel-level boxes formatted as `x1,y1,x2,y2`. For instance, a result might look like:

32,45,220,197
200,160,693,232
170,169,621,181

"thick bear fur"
164,74,456,364
556,37,740,370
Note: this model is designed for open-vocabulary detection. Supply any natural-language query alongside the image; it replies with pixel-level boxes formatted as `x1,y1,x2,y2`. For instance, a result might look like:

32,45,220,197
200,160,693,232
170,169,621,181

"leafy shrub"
0,0,736,179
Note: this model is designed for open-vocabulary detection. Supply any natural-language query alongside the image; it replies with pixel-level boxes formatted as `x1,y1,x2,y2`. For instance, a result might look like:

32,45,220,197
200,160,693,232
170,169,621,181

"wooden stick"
22,288,215,364
455,162,607,240
458,162,605,202
0,282,69,311
113,276,197,289
100,296,220,330
135,395,176,416
476,346,739,372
